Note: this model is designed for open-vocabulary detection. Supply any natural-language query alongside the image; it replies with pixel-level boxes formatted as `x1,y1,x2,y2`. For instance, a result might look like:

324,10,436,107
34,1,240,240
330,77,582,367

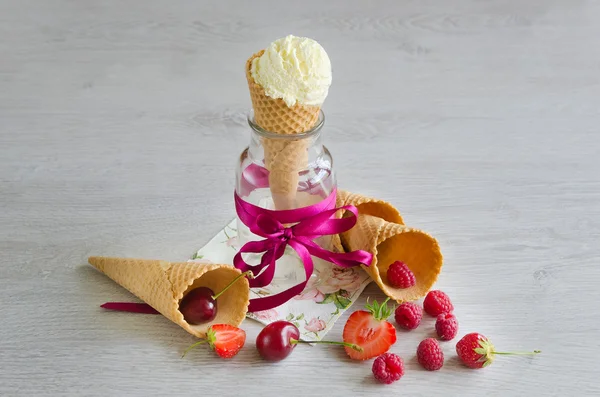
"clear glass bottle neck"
246,111,326,165
247,129,324,164
237,109,335,211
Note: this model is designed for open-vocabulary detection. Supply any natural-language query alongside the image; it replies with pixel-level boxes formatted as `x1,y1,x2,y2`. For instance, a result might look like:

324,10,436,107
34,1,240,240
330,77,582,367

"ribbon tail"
323,249,374,268
292,205,360,239
251,242,287,288
234,239,280,285
297,237,374,268
248,285,307,313
233,251,264,275
247,240,313,313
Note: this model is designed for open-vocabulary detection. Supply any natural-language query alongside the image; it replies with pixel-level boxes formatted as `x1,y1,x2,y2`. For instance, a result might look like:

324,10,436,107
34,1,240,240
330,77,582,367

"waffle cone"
89,257,249,337
336,191,443,302
246,50,321,210
337,190,404,225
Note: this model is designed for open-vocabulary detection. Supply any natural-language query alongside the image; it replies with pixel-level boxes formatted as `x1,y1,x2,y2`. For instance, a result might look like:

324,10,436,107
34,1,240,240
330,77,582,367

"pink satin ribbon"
234,188,373,312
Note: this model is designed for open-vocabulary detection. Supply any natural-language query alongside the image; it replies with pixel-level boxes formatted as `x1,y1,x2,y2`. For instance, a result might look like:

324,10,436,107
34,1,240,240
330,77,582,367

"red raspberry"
394,302,423,330
423,290,454,316
372,353,405,384
386,261,416,289
435,313,458,341
416,338,444,371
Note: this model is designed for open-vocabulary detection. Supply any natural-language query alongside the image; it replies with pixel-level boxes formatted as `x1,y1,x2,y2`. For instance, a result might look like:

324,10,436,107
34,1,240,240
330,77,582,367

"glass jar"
235,110,336,294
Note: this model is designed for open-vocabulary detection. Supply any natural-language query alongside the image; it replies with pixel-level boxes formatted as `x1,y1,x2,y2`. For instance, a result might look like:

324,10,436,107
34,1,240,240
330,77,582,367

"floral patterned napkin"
190,220,372,341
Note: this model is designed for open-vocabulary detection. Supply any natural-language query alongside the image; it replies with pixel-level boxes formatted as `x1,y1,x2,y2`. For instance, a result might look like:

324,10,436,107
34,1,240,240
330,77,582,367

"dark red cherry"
256,321,300,361
255,321,363,361
179,287,217,325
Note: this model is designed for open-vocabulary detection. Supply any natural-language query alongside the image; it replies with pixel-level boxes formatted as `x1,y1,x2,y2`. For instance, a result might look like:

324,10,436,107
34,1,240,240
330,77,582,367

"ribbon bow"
234,189,373,312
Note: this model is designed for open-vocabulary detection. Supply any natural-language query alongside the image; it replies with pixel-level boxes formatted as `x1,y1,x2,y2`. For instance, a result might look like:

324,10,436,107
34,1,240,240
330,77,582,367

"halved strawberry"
208,324,246,358
343,298,397,360
182,324,246,359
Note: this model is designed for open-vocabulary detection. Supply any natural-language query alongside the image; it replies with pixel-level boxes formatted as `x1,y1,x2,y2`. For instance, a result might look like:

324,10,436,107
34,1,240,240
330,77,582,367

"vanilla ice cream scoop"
251,35,332,108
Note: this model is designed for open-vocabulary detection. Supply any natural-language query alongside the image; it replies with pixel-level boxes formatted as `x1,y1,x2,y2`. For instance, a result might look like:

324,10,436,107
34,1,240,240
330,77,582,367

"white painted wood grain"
1,0,599,395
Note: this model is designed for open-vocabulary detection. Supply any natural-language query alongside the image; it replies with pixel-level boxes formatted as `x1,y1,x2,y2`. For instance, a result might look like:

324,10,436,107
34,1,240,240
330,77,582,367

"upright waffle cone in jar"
336,191,443,302
246,50,321,210
89,256,249,337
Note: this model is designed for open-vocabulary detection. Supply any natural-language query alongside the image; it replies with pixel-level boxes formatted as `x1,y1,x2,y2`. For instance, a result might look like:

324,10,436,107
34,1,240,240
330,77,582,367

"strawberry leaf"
365,297,393,320
206,327,217,349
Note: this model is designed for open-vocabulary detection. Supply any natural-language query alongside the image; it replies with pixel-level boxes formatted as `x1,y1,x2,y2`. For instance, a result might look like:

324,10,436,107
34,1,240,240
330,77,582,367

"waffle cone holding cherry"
89,256,249,337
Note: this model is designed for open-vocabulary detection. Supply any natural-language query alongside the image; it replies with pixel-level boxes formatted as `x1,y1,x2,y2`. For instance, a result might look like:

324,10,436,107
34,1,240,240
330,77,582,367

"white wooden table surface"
2,1,599,396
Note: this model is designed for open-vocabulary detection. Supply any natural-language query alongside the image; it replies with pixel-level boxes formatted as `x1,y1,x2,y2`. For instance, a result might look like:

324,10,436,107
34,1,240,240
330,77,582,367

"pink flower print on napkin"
317,267,363,295
294,267,363,310
225,236,239,248
294,276,326,303
304,317,326,333
252,309,279,322
294,286,325,303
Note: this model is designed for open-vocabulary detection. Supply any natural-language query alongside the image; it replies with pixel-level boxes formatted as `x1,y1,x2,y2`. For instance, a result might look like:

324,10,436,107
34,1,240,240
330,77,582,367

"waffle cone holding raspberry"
336,191,443,302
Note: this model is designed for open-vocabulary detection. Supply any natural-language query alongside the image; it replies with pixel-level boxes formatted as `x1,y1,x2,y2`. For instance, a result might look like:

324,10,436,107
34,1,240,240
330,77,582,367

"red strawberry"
343,298,397,360
456,333,541,369
208,324,247,358
182,324,246,359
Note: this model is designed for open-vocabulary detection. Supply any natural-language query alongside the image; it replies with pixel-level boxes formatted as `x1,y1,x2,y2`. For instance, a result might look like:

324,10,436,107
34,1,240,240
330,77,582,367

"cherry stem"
493,350,541,356
181,340,208,358
211,270,254,301
290,339,363,352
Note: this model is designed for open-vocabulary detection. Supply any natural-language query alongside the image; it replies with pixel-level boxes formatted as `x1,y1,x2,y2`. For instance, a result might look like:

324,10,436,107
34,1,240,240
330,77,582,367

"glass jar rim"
247,109,325,140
